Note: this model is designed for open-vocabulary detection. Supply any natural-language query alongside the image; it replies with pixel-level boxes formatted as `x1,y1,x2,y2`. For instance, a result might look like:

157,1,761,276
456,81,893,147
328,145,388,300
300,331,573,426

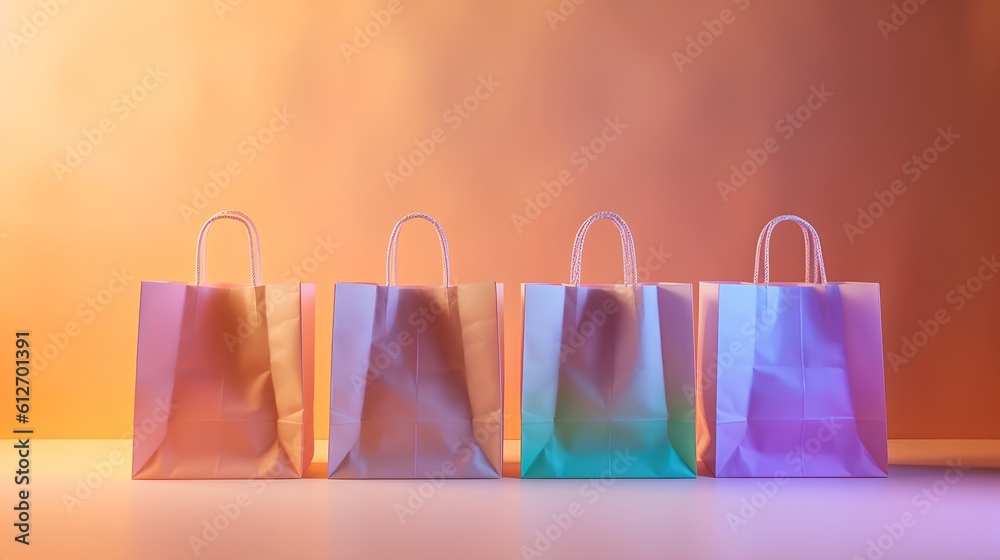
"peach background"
1,0,998,440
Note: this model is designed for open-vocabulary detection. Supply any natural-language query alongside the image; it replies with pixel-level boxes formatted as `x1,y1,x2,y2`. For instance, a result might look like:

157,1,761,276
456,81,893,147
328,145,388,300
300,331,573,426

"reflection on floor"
2,440,998,560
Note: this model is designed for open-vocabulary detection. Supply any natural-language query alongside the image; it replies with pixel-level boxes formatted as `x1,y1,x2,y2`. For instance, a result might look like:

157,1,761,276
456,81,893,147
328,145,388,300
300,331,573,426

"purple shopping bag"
697,215,888,477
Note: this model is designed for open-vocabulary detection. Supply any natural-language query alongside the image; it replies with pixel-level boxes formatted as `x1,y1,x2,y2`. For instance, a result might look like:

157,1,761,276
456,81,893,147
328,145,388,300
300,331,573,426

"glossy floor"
1,440,998,560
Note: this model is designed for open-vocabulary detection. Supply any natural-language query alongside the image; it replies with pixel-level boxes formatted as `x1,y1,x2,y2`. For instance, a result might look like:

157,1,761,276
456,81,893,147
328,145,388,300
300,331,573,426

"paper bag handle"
386,213,451,286
753,217,819,283
753,214,827,284
569,211,638,286
195,210,263,286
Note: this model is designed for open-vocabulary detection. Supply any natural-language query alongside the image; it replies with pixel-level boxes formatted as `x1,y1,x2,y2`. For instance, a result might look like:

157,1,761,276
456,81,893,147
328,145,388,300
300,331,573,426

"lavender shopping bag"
328,213,503,479
697,215,888,477
521,212,697,478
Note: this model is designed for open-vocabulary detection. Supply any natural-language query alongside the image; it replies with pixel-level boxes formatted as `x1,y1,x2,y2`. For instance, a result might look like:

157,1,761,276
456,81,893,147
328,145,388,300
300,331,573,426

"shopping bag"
328,213,503,478
133,210,315,479
697,214,888,477
521,211,696,478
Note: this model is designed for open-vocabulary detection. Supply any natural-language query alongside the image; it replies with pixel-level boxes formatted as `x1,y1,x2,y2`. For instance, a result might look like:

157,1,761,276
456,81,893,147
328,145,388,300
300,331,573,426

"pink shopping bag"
133,210,315,479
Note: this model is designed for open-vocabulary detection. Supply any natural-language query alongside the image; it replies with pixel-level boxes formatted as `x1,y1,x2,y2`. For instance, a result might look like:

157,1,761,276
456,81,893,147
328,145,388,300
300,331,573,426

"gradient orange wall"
1,0,998,440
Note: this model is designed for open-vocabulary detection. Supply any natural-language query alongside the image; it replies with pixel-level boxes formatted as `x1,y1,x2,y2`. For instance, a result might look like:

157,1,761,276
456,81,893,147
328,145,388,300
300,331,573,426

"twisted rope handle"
195,210,263,286
753,215,827,284
569,211,638,286
753,216,818,284
385,213,451,286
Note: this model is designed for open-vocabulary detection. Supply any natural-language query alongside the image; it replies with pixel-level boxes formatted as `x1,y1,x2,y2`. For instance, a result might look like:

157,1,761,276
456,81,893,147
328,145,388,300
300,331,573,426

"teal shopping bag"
520,212,696,478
